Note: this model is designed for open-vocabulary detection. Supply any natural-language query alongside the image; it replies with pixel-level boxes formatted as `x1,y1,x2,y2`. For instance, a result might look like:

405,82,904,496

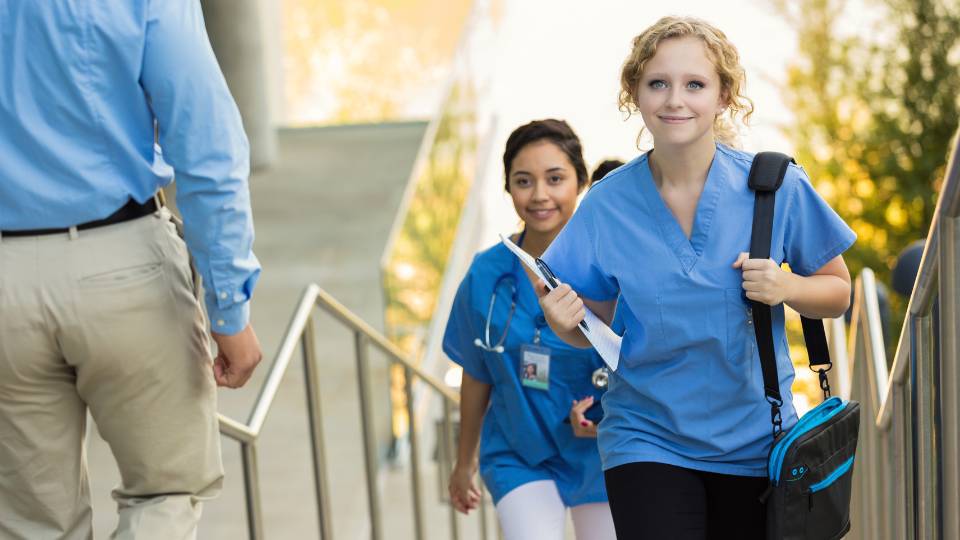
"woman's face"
507,140,581,237
635,36,726,149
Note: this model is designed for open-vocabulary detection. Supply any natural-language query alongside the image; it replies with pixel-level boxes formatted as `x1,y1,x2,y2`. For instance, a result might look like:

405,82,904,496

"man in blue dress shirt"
0,1,263,538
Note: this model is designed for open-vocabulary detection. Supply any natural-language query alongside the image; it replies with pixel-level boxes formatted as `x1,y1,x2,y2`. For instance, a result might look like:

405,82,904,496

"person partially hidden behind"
0,2,262,538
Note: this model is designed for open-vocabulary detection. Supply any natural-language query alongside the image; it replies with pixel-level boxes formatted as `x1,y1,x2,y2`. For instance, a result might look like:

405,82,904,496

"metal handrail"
846,128,960,539
217,284,491,540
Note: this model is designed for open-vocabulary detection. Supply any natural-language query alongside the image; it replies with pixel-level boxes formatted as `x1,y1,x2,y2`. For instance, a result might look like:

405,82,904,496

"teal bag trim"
808,455,855,493
769,397,847,483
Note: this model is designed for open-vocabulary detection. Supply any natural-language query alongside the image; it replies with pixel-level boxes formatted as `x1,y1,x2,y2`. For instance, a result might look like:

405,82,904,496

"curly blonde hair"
619,16,754,148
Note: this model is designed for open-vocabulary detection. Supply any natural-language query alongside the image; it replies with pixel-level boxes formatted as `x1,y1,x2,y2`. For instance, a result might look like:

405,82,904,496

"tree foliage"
777,0,960,289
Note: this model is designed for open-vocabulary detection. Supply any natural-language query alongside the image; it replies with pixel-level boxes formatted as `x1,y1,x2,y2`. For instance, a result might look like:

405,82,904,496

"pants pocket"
79,263,163,289
156,213,201,302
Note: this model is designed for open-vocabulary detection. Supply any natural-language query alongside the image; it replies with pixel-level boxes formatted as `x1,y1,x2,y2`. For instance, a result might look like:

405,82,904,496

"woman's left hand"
732,252,796,306
569,396,598,438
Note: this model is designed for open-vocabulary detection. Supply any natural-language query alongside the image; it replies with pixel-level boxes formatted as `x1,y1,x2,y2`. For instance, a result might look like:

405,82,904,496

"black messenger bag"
747,152,861,540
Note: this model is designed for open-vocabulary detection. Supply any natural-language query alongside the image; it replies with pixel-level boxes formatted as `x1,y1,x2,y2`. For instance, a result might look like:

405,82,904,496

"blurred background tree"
776,0,960,349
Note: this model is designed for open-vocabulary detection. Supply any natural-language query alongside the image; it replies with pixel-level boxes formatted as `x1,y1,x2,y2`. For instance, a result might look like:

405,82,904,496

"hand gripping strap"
748,152,834,437
748,152,793,404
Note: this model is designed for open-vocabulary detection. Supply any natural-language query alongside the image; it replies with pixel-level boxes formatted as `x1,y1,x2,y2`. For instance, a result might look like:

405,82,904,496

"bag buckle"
767,396,784,439
814,365,832,399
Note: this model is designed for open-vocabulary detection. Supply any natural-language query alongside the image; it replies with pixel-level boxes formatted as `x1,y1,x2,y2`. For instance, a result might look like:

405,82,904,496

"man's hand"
211,323,263,388
732,252,796,306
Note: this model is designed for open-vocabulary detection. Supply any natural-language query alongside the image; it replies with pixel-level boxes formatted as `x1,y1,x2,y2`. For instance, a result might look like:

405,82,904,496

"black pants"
604,462,768,539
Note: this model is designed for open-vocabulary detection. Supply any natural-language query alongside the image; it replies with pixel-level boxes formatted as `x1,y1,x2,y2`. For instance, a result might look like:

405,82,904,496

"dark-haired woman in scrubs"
444,119,616,540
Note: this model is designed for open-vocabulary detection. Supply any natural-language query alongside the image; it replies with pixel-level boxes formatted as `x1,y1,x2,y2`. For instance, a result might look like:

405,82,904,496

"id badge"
520,344,550,391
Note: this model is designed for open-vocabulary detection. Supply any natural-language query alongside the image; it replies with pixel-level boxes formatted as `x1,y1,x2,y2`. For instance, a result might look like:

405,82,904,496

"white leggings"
494,480,616,540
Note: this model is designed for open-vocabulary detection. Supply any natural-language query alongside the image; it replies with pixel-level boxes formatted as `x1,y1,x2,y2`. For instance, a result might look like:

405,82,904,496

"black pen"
535,257,590,332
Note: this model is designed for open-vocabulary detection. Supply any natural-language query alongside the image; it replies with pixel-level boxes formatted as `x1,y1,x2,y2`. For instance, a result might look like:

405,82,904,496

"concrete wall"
201,0,278,170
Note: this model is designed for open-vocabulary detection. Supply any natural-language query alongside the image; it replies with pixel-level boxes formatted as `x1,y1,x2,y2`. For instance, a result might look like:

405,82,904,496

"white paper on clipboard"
500,234,621,371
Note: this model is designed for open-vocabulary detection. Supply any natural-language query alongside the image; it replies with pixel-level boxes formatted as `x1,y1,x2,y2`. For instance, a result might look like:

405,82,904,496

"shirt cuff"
207,298,250,335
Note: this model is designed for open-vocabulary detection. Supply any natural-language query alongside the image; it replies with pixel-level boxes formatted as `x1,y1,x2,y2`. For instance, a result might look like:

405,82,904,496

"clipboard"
500,234,622,371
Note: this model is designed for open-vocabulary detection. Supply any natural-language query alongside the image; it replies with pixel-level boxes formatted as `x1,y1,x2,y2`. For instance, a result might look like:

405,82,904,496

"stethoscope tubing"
469,230,610,389
473,274,517,353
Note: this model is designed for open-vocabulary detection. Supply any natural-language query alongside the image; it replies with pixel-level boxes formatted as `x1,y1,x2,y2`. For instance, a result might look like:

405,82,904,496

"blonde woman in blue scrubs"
444,119,616,540
538,17,856,539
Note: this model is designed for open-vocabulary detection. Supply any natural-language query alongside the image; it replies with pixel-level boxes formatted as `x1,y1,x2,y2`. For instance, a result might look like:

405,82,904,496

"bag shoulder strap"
748,152,833,440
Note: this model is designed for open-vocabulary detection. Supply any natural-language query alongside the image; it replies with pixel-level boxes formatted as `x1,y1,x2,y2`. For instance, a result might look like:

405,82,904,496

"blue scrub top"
542,144,857,477
443,241,610,506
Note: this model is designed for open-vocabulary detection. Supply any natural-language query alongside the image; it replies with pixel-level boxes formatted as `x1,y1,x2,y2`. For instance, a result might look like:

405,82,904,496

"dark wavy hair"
502,119,589,192
591,159,625,183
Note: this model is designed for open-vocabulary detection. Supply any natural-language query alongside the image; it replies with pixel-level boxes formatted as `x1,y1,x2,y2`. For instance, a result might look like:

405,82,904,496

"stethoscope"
472,230,611,390
472,271,519,354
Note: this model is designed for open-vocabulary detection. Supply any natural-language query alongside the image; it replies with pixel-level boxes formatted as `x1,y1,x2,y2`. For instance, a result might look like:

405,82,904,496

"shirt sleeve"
140,0,260,335
542,195,619,301
442,269,493,385
782,166,857,276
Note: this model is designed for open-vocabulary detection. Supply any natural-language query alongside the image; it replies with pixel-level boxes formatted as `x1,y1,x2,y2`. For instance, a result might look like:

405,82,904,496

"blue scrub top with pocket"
443,241,612,506
542,143,857,477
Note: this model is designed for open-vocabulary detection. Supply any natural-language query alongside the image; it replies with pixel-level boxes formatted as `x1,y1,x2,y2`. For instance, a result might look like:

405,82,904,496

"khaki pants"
0,209,223,539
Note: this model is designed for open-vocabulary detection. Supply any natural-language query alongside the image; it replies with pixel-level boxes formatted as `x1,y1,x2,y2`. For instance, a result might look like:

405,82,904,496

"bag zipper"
808,455,855,493
768,397,847,483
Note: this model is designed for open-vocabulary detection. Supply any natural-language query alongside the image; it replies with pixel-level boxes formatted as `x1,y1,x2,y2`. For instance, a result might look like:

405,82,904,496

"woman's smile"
526,207,559,220
658,114,695,124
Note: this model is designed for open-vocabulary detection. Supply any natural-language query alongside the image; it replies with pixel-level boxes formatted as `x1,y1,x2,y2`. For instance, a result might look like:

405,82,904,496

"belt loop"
68,226,79,240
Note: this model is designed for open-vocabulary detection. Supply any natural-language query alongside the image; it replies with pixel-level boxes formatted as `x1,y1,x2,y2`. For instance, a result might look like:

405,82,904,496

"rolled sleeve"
208,296,250,335
141,0,260,334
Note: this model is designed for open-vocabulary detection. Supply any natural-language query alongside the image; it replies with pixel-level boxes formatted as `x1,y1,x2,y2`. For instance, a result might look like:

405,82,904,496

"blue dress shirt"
0,0,260,335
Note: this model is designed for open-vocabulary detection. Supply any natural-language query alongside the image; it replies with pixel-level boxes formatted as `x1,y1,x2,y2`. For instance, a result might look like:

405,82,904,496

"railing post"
852,279,879,540
442,398,460,540
897,382,916,540
241,442,265,540
864,348,880,540
355,333,383,540
302,315,334,539
915,315,938,539
478,483,489,540
403,366,426,540
939,215,960,540
826,317,850,399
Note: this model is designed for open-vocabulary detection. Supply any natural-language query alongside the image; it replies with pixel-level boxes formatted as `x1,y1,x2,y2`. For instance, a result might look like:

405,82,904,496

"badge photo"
520,343,550,390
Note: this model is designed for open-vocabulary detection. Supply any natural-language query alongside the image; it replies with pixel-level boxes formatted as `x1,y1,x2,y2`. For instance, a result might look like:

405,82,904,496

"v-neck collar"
637,145,724,274
503,232,545,321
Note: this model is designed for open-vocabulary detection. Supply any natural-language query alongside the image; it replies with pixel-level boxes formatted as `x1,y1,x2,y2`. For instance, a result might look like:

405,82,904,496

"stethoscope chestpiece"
473,337,505,354
592,367,610,390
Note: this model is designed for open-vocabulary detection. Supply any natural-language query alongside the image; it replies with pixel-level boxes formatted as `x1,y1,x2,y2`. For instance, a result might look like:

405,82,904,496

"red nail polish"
580,420,589,426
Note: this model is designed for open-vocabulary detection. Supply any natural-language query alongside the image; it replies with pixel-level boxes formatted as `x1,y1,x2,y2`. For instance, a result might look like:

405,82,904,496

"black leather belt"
1,198,160,237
